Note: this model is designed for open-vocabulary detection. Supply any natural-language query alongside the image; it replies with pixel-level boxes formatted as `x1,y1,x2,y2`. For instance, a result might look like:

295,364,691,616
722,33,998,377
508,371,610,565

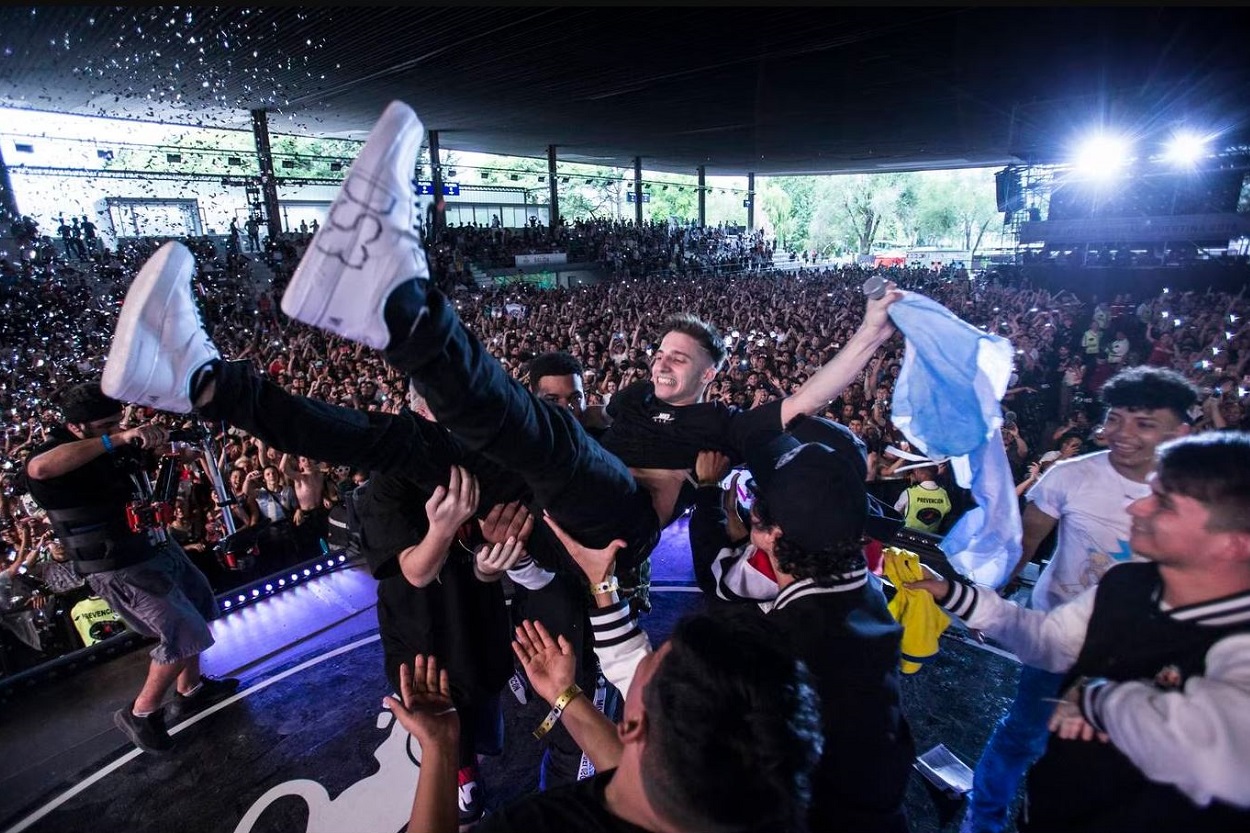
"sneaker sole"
101,241,197,413
280,100,424,351
113,709,172,755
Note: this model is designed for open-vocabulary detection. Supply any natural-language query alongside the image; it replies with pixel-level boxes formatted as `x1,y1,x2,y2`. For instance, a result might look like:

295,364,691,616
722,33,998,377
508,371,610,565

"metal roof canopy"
1,6,1248,176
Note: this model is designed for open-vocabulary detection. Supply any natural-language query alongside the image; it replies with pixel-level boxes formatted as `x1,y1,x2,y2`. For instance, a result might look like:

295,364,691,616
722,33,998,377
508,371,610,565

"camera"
167,426,209,444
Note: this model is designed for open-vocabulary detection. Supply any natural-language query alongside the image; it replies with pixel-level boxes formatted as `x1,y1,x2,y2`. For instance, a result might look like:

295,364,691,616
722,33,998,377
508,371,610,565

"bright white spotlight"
1163,131,1208,167
1073,134,1131,178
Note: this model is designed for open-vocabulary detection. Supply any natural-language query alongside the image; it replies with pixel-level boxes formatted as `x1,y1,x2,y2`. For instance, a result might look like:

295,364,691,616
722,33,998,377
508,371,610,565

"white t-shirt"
1027,450,1149,613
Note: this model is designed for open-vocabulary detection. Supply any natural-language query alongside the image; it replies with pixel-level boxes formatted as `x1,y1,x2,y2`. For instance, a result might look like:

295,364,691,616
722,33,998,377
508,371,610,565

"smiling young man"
959,365,1201,833
910,431,1250,831
599,307,899,530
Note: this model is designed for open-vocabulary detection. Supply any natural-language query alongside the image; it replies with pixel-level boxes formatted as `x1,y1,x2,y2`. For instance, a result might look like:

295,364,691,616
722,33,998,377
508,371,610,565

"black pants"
383,286,659,583
203,361,528,512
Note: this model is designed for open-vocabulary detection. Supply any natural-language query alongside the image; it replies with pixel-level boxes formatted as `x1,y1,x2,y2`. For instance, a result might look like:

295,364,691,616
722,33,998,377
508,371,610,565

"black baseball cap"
746,415,904,549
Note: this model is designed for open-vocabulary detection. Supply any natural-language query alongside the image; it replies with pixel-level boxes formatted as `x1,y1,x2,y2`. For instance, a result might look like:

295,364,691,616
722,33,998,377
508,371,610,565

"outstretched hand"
382,654,461,750
424,465,479,538
544,511,625,585
479,500,534,546
860,280,904,343
512,619,576,706
903,562,951,600
694,449,730,485
1047,682,1110,743
475,536,527,581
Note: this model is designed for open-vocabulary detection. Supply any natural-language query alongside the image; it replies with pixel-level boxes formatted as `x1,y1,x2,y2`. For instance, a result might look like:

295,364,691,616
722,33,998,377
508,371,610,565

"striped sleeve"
936,578,980,620
1079,677,1113,733
590,598,651,702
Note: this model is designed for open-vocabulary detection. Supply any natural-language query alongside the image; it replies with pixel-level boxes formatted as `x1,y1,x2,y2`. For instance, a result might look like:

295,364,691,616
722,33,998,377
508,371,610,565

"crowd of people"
418,218,776,279
3,224,1249,651
3,103,1250,832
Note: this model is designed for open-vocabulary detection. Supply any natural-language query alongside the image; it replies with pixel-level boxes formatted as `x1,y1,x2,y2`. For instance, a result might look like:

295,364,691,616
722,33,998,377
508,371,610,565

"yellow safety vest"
70,596,126,646
904,484,951,533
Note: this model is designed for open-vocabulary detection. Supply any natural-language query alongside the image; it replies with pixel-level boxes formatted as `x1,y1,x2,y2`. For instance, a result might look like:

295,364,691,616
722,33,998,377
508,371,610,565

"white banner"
1019,213,1250,244
514,252,567,266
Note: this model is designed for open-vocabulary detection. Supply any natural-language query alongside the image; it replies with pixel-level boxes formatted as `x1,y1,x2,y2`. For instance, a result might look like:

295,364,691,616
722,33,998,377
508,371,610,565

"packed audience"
3,194,1250,833
2,225,1248,661
4,237,1249,558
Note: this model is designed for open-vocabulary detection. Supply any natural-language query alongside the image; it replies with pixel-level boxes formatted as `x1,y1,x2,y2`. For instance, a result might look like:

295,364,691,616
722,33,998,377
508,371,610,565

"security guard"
894,464,952,534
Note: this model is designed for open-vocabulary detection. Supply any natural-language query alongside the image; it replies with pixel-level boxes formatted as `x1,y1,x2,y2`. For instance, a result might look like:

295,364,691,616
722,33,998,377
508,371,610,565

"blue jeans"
966,664,1066,832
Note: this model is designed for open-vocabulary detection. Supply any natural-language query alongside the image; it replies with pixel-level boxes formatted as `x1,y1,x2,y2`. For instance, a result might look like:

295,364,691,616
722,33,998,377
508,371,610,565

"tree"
644,173,699,224
808,173,907,256
945,168,1000,257
761,176,816,253
760,182,796,250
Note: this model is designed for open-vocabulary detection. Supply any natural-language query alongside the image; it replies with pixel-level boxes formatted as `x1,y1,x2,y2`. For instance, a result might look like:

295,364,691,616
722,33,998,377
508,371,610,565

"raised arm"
513,619,624,772
780,285,902,427
397,466,479,588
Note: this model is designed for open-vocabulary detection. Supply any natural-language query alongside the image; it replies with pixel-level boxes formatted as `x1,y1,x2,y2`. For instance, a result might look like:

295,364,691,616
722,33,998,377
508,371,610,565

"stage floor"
0,528,1027,833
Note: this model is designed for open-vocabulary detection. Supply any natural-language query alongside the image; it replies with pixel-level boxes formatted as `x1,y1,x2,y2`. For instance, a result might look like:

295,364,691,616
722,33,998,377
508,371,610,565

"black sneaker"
166,675,240,722
114,704,174,754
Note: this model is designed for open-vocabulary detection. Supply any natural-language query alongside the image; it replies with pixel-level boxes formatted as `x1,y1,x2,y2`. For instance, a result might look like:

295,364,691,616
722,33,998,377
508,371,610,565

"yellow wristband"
532,683,583,740
590,577,619,597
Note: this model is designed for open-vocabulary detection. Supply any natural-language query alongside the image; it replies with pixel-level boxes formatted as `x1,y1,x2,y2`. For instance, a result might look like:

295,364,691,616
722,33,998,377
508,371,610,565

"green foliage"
762,177,815,251
270,134,364,180
102,128,256,175
761,167,1000,255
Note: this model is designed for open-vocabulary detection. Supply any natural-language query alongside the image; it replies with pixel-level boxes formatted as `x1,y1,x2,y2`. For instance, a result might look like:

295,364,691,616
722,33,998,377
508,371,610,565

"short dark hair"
1156,431,1250,533
1100,366,1201,423
59,382,122,424
526,351,583,392
641,611,823,832
662,313,727,368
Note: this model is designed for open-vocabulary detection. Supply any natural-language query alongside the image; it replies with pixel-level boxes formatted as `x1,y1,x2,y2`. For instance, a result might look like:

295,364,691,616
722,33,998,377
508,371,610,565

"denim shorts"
87,542,219,665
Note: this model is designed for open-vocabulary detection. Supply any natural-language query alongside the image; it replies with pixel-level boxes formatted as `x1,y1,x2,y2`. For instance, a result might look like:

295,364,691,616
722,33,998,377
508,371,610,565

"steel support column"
697,165,706,227
548,145,560,230
0,145,20,232
747,172,756,231
633,157,644,226
428,130,444,236
249,109,284,240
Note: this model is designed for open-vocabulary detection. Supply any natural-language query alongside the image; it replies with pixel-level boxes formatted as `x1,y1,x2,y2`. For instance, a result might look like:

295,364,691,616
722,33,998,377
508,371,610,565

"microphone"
862,275,887,300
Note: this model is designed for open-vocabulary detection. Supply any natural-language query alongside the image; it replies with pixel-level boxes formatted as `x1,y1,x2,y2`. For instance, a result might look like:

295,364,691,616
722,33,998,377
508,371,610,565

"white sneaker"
281,100,428,350
101,241,219,414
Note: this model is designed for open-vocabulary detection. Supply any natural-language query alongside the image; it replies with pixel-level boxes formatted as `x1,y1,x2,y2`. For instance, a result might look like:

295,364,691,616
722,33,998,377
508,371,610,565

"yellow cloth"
883,547,950,674
70,595,124,647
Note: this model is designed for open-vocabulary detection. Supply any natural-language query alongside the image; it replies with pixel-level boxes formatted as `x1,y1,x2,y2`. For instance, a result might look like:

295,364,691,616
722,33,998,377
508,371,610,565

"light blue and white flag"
888,291,1020,587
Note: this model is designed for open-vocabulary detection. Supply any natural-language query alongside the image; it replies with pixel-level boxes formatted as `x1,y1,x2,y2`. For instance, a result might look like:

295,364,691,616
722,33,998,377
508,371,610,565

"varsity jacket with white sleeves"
938,562,1250,830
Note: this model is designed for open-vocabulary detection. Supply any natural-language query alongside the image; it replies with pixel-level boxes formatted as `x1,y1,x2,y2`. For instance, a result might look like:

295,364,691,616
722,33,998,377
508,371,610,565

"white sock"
182,681,204,698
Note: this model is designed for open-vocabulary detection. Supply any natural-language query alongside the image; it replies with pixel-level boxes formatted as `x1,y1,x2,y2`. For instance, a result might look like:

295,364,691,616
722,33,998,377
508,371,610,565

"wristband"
101,434,116,454
532,683,582,740
589,576,619,597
